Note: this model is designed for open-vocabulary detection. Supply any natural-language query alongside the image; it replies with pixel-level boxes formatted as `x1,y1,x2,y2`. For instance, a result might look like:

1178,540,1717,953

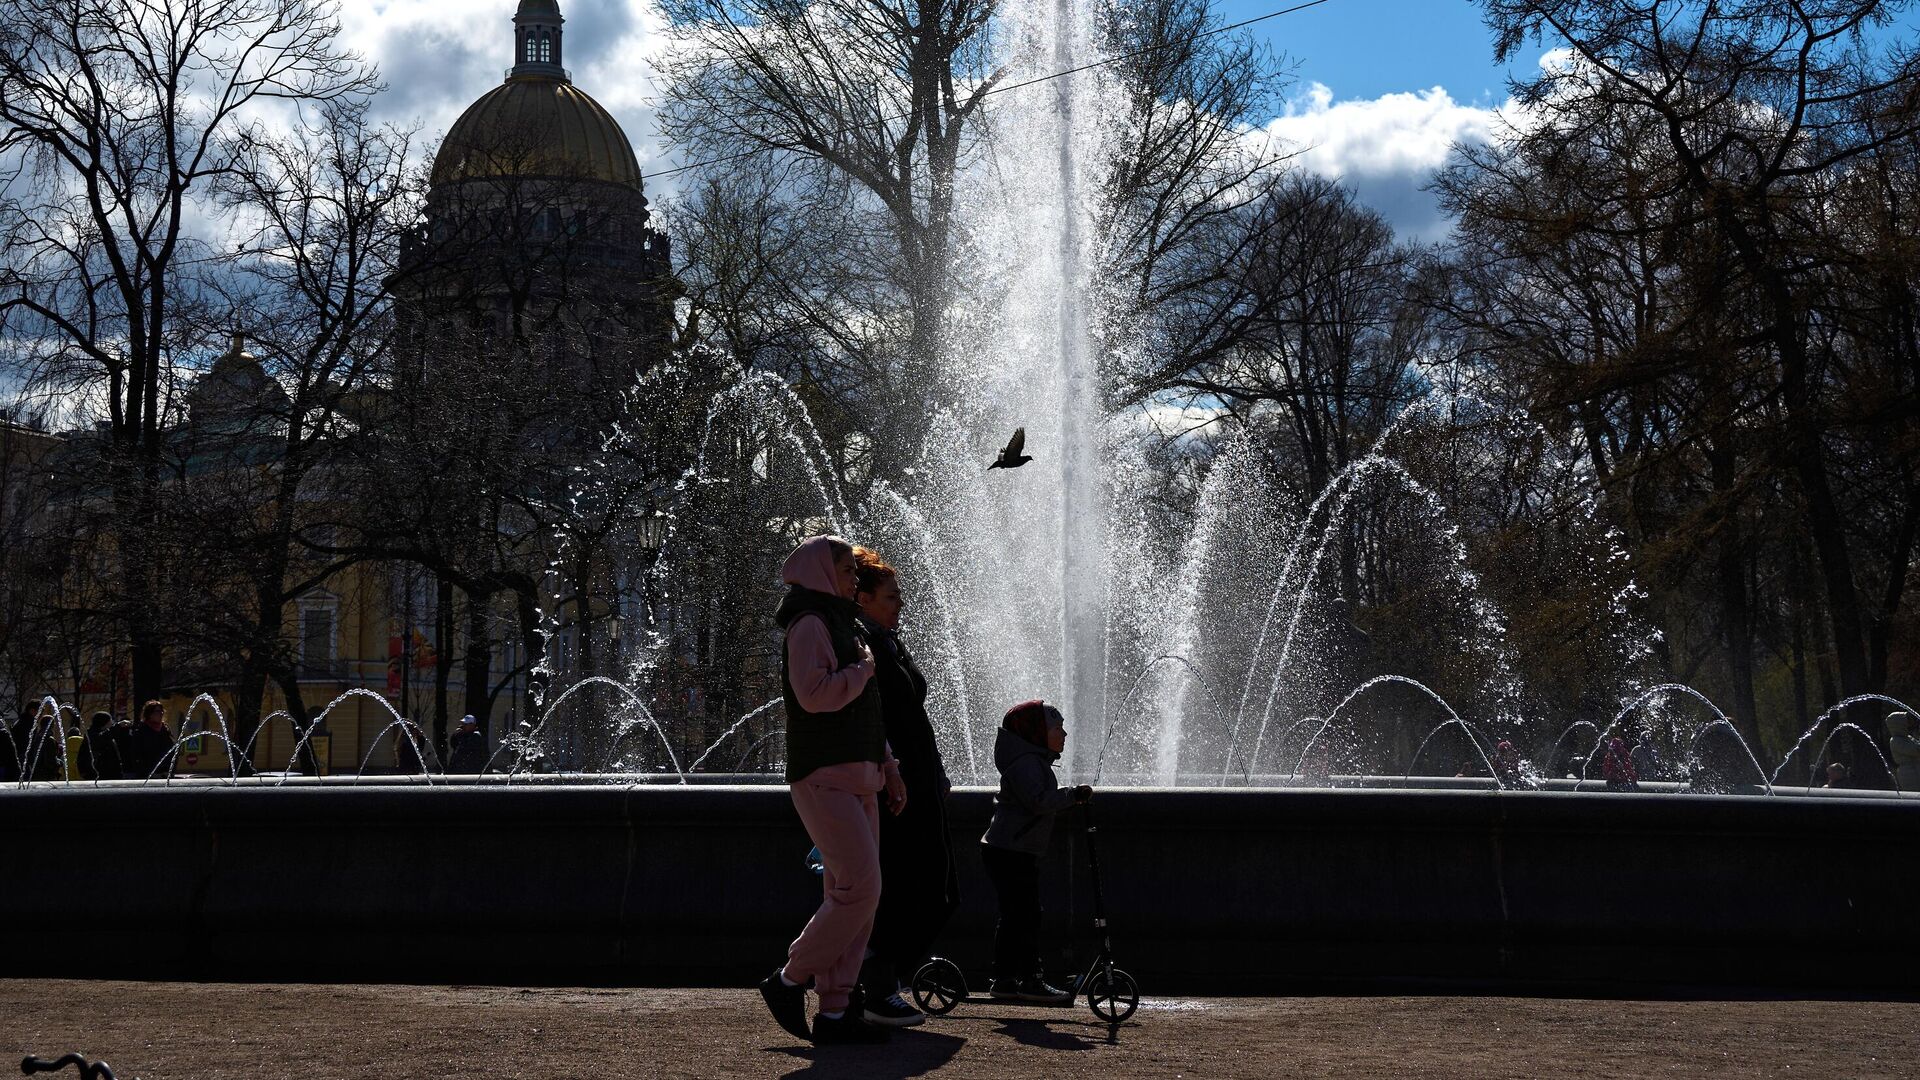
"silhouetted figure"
446,714,487,774
126,701,175,780
86,712,126,780
1600,736,1637,790
1493,739,1528,789
9,713,65,782
65,722,94,781
395,721,428,775
1629,727,1663,782
1823,761,1851,790
988,427,1032,470
1888,712,1920,793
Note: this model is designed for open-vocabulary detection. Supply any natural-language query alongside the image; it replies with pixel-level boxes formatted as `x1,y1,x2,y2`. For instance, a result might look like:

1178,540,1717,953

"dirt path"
5,981,1916,1079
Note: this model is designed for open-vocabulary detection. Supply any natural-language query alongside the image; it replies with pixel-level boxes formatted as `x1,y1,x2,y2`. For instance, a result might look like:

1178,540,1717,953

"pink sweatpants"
782,762,883,1013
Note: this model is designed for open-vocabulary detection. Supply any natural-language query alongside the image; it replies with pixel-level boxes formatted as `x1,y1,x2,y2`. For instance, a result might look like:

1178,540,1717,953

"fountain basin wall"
2,784,1915,992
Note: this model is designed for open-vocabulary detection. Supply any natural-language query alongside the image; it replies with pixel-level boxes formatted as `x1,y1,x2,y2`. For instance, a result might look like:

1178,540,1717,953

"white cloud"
344,0,673,180
1261,82,1514,242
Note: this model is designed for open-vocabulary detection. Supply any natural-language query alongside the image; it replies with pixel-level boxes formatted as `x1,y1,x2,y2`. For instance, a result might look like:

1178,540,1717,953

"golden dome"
431,77,642,189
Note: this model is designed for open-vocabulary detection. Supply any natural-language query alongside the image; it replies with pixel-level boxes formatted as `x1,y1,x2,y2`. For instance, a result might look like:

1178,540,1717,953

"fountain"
5,0,1920,999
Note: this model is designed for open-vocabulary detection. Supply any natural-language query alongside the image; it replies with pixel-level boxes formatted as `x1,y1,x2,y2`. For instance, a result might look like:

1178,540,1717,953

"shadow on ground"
767,1029,968,1078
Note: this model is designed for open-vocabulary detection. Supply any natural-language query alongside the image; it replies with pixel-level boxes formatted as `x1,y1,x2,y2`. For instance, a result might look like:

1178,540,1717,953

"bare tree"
1475,0,1920,757
657,0,1000,467
0,0,377,708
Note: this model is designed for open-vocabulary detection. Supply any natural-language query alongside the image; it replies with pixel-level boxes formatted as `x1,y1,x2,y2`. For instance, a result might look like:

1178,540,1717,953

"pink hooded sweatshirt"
781,536,875,715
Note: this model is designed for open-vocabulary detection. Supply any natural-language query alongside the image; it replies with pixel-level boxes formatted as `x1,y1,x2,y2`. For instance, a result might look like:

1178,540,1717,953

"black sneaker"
759,970,811,1041
989,977,1022,1000
862,989,925,1027
1012,976,1073,1004
812,1011,892,1044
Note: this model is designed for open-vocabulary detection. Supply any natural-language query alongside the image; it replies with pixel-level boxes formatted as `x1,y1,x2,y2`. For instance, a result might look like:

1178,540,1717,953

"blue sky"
341,0,1539,241
1229,0,1519,106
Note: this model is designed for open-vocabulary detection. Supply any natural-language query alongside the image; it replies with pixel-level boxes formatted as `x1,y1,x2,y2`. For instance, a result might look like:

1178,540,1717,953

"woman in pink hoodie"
758,535,906,1045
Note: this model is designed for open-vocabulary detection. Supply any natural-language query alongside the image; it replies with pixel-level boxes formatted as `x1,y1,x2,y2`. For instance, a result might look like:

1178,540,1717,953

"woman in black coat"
850,547,959,1026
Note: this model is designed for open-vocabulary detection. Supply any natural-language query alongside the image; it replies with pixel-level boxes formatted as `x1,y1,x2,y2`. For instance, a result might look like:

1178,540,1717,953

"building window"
539,33,552,63
525,35,538,62
300,602,337,676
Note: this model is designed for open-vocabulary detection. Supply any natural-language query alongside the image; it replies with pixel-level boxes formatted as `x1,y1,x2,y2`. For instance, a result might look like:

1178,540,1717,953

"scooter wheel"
1084,967,1139,1023
911,957,967,1016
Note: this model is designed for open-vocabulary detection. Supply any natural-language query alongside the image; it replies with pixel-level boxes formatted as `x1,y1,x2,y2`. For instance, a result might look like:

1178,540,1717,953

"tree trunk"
271,667,316,775
1708,445,1763,754
464,588,494,736
434,575,454,756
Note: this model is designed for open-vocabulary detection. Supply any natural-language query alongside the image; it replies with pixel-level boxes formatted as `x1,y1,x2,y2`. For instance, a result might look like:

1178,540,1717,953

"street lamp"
638,510,667,552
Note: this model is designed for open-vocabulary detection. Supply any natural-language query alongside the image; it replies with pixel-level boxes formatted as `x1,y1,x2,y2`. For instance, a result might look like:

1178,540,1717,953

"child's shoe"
812,1011,893,1044
990,976,1072,1004
862,988,925,1027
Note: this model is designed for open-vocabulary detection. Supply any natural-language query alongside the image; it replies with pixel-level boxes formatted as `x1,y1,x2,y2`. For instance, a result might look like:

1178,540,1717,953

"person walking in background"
64,722,94,781
126,701,175,780
851,546,957,1028
1886,712,1920,793
1629,724,1663,783
1823,761,1851,789
446,715,486,774
1600,735,1637,791
981,699,1091,1003
12,710,67,781
759,535,906,1046
86,712,125,781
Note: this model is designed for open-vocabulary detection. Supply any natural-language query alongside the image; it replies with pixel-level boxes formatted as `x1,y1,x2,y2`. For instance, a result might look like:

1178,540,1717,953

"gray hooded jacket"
981,727,1077,855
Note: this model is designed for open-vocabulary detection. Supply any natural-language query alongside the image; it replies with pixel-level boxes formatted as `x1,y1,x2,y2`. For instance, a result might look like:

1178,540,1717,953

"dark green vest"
776,587,886,782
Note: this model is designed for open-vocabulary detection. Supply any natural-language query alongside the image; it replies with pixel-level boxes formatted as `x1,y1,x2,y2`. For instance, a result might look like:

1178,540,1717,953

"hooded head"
781,535,854,599
1889,712,1913,738
1003,699,1063,748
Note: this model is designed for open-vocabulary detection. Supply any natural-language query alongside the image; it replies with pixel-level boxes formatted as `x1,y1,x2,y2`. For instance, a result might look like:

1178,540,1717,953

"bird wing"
1005,427,1026,457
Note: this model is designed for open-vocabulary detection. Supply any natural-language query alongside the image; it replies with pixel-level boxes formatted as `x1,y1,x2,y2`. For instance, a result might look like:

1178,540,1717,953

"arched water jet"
735,729,786,773
685,698,782,774
1575,684,1748,791
1404,718,1500,784
146,731,245,784
1795,722,1902,794
278,689,410,784
1239,458,1522,781
1093,653,1204,783
352,720,437,783
1546,720,1601,777
1770,694,1919,787
1292,676,1475,779
490,676,683,781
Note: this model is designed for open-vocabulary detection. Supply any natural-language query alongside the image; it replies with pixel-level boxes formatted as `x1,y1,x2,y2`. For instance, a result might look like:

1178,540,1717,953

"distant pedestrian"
1492,740,1529,789
1885,712,1920,793
10,711,65,782
86,711,126,780
65,722,94,781
446,715,486,774
1629,728,1662,783
126,700,176,780
1823,761,1851,790
1600,736,1637,790
394,720,428,775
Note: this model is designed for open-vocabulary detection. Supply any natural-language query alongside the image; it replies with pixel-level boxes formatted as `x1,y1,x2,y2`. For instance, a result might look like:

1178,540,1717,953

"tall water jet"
1049,0,1104,773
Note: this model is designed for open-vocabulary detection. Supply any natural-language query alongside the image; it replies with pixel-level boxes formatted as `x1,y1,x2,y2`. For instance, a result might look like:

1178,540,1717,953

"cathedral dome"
428,0,642,189
431,79,642,188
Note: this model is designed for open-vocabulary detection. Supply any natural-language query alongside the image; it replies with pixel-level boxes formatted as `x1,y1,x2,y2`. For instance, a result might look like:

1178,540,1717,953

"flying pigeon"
989,427,1032,470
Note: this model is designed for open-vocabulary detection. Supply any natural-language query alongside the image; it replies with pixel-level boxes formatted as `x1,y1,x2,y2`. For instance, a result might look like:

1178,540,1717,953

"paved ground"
6,981,1918,1079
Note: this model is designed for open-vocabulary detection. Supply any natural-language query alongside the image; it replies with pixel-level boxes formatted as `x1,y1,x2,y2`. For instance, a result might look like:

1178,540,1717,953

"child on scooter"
980,699,1092,1002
